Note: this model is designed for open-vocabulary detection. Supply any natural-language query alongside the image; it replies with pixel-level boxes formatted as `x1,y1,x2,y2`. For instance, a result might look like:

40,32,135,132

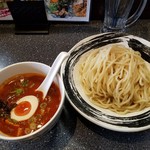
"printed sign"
45,0,91,22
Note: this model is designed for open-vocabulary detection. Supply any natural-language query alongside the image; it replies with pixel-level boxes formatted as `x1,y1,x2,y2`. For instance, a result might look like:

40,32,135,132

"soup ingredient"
0,99,16,117
75,44,150,114
10,96,39,121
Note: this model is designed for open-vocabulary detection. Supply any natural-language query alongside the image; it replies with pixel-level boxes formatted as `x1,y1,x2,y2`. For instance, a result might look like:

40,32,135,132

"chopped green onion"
10,88,24,96
21,80,29,87
11,119,18,124
36,114,42,119
28,116,37,123
16,89,23,95
40,102,47,109
30,122,37,130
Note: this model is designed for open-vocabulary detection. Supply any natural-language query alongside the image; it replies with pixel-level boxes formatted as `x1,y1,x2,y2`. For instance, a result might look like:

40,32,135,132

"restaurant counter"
0,20,150,150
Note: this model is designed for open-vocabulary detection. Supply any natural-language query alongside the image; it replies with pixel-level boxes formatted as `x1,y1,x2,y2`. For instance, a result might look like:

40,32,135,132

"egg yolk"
14,101,31,116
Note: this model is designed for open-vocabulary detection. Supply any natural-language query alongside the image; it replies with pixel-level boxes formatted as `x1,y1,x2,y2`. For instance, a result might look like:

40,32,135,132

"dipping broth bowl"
0,62,65,141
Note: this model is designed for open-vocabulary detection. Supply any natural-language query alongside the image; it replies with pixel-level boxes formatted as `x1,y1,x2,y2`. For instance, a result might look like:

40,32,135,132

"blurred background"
0,0,150,22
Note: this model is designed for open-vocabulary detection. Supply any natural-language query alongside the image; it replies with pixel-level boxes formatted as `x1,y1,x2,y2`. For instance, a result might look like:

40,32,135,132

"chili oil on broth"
0,73,61,137
73,44,150,116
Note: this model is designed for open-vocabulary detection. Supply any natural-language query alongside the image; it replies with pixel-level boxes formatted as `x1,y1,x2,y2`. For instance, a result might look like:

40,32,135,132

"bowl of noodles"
61,32,150,132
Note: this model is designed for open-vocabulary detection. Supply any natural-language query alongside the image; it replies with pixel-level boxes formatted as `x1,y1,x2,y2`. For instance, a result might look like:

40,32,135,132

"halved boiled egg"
11,96,39,121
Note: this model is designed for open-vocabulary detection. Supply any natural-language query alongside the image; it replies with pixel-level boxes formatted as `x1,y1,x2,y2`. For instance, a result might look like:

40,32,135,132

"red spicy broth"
0,73,61,137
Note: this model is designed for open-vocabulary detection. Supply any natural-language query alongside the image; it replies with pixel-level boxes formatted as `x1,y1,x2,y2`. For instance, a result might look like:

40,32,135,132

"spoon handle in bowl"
36,51,69,99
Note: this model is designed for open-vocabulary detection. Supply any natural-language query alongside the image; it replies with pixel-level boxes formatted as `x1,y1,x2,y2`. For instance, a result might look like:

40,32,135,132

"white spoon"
36,51,68,99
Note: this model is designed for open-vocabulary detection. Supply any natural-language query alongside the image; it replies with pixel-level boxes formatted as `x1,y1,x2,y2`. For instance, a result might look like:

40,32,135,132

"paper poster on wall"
0,2,13,20
45,0,91,22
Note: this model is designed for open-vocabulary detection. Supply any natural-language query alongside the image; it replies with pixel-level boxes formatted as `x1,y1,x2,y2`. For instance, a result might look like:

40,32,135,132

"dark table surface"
0,20,150,150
